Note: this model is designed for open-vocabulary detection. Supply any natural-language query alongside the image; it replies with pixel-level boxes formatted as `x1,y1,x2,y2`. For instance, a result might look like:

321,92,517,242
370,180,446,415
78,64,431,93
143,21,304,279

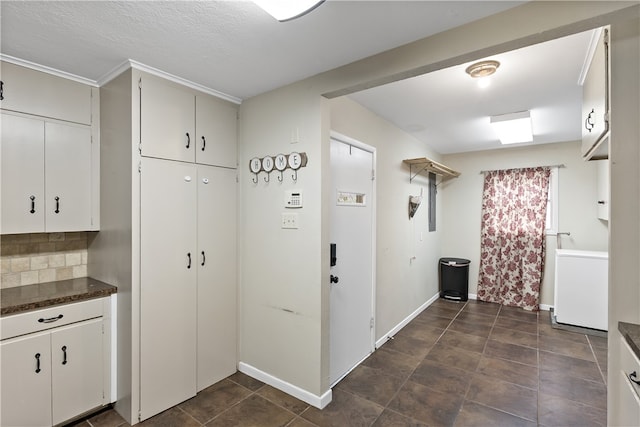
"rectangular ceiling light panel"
490,111,533,144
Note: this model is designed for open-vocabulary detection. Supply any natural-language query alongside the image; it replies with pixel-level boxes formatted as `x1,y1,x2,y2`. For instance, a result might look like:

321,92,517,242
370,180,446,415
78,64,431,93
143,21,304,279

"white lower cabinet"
616,337,640,426
596,159,609,221
1,300,107,427
1,331,52,427
51,319,104,425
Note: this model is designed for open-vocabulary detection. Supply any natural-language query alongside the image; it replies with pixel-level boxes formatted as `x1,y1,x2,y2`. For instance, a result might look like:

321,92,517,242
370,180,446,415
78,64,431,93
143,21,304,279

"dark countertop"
1,277,117,316
619,322,640,359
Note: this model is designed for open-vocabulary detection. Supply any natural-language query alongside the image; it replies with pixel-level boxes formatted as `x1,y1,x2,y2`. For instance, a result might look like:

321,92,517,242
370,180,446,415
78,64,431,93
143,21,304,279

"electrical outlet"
281,213,299,229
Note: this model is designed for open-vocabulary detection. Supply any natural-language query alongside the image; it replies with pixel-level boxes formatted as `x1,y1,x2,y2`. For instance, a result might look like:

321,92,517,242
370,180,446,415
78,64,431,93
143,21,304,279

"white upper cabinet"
139,74,237,167
45,122,93,232
1,113,45,233
196,95,237,168
0,61,93,125
140,75,196,163
1,113,95,234
582,28,609,160
0,61,99,235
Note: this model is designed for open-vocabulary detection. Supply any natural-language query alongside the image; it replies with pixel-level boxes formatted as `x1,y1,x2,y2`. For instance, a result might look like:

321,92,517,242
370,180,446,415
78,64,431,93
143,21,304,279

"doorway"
329,133,375,386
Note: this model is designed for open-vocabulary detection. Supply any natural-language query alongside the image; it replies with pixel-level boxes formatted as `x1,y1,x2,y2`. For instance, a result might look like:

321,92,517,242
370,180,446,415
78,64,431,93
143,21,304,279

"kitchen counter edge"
1,277,117,316
619,321,640,359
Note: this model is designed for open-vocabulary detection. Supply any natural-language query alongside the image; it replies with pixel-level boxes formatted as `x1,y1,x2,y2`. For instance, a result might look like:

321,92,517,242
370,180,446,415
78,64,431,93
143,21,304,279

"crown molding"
1,55,242,105
98,59,241,105
0,54,99,87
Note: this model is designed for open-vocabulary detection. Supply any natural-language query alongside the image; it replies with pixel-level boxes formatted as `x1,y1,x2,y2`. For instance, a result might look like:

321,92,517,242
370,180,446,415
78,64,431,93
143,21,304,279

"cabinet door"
196,165,237,391
140,157,197,420
45,121,93,232
618,370,640,426
51,318,104,425
0,61,92,125
582,29,609,158
1,331,52,427
195,95,237,168
140,75,195,163
596,160,609,221
1,113,45,234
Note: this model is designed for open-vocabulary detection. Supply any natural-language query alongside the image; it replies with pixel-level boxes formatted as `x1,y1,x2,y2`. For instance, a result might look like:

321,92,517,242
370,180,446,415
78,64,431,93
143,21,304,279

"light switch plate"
282,213,299,229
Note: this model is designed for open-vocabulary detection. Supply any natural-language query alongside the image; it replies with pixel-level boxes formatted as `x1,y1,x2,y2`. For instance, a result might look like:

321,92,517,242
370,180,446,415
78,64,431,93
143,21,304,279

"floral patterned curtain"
477,167,551,311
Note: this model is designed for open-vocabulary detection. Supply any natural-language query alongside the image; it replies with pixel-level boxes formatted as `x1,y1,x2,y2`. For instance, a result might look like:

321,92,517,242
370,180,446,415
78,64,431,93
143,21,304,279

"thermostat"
285,190,303,208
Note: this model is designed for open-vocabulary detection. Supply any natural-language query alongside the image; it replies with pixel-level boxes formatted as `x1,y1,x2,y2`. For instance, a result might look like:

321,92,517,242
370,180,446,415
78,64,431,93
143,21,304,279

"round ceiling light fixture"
465,60,500,78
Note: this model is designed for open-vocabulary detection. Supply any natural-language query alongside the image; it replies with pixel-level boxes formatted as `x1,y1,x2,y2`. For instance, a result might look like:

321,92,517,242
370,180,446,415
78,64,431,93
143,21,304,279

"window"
545,167,559,234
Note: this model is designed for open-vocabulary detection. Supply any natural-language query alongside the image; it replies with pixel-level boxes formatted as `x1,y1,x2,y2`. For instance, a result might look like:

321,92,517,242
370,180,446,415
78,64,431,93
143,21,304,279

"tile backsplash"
1,232,88,289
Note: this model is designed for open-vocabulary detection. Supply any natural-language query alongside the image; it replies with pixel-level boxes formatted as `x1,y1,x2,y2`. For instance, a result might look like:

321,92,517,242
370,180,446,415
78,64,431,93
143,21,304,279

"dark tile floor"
70,299,608,427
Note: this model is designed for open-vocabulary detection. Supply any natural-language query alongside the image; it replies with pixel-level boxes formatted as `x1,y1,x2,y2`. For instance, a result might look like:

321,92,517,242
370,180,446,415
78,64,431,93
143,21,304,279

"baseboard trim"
238,362,332,409
470,294,552,311
375,292,440,349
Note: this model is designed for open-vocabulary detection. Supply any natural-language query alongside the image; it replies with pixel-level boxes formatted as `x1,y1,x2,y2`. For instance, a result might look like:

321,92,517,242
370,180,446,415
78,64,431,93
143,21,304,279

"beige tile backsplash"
1,232,88,289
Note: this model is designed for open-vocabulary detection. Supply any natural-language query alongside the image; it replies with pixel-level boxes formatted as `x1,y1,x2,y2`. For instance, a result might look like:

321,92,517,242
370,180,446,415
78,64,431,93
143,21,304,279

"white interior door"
330,137,374,385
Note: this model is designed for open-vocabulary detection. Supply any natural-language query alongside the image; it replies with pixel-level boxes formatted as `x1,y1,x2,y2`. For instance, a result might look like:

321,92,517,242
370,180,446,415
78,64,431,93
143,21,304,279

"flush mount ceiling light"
490,111,533,145
465,60,500,88
253,0,325,22
465,60,500,78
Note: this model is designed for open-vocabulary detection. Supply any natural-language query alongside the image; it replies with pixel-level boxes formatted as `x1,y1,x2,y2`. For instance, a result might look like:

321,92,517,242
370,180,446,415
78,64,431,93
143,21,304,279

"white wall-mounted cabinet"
1,113,95,234
0,61,93,125
0,61,100,235
92,67,238,424
581,28,610,160
140,74,237,168
0,298,110,427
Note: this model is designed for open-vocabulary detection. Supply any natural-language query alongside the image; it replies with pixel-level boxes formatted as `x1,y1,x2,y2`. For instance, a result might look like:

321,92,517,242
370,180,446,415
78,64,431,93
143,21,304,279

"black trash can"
439,257,470,301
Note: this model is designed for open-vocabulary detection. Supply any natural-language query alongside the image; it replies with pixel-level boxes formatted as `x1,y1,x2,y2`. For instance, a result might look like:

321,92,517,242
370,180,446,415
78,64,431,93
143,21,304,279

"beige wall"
607,16,640,425
238,82,327,396
441,141,609,307
329,97,443,340
238,0,637,407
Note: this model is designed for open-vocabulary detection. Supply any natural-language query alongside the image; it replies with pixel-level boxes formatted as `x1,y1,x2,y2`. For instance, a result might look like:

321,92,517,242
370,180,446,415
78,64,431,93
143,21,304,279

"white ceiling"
0,1,593,154
349,29,596,154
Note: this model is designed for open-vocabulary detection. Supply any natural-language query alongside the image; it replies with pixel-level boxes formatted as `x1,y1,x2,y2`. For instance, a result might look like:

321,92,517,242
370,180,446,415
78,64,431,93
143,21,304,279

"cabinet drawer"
1,298,103,340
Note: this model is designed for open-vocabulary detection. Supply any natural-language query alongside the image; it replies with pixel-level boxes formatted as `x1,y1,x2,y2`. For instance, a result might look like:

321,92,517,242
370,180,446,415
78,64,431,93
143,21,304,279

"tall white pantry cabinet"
91,68,237,424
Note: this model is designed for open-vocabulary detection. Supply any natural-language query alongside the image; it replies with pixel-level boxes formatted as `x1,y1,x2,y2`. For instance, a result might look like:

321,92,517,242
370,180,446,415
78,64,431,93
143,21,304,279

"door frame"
329,130,377,386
